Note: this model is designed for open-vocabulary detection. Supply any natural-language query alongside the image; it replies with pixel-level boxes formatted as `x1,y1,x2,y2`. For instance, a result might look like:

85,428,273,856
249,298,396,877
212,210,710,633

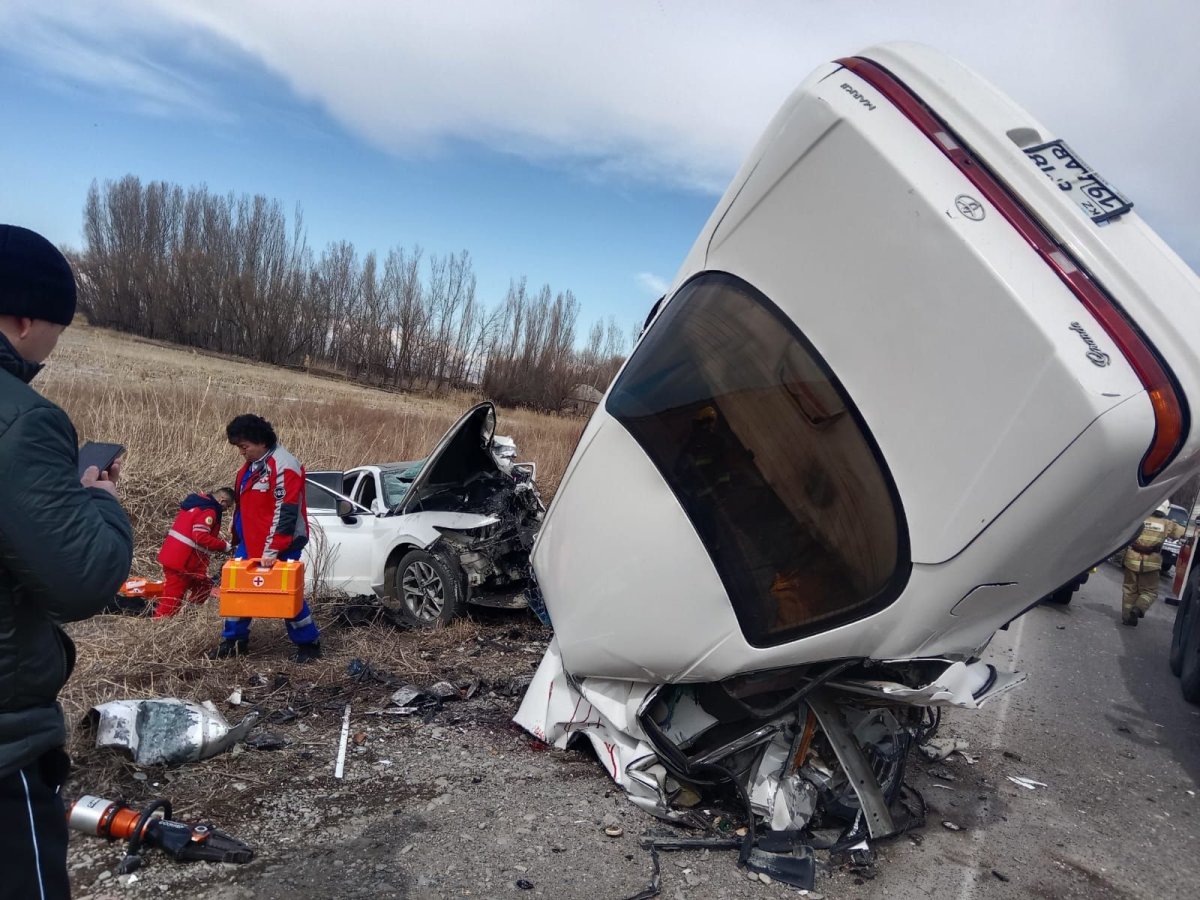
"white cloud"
3,0,1198,263
0,0,232,121
636,272,670,297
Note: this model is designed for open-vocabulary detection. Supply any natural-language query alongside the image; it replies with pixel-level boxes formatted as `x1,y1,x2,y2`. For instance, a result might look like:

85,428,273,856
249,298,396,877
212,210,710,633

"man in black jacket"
0,224,134,898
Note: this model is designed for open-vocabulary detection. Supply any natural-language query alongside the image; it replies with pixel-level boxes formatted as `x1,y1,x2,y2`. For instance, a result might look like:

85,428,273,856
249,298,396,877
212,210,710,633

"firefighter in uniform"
208,413,322,662
154,488,235,617
1121,501,1187,626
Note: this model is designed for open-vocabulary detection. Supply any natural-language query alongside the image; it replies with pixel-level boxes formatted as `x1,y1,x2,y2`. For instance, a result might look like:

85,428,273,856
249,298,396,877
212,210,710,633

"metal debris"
86,700,258,766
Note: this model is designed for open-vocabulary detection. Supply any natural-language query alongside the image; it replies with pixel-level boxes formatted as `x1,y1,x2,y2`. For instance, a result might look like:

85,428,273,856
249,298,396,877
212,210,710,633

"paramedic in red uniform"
208,414,323,662
154,488,235,617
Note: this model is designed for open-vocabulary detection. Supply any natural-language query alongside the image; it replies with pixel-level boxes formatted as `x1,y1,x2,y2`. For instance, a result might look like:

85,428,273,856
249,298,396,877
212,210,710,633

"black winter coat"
0,332,133,776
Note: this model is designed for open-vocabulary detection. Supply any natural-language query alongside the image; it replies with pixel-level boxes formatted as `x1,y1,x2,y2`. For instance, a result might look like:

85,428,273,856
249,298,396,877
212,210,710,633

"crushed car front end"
516,41,1200,877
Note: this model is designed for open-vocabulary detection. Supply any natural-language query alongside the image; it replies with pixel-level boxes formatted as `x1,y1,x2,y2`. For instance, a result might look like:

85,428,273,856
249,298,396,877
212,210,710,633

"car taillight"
837,56,1187,484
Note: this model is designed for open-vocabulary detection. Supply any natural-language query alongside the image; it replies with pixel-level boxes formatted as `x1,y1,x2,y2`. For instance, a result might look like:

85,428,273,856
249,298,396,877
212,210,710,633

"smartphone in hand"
78,441,125,478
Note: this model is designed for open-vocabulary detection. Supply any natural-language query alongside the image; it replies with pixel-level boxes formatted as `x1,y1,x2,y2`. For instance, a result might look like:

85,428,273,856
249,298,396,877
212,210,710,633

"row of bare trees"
72,175,630,410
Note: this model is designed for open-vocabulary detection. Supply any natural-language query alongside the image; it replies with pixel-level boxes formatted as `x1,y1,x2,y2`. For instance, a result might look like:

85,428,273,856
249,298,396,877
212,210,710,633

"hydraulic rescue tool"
68,795,254,873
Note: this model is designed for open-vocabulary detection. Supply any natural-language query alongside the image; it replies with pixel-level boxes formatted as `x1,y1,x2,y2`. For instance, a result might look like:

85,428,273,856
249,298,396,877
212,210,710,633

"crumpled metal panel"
88,699,259,766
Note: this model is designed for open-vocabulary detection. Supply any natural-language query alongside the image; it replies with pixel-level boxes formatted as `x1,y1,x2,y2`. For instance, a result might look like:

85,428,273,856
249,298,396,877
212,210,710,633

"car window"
380,462,425,508
355,473,379,509
606,271,909,647
343,472,363,497
305,480,341,513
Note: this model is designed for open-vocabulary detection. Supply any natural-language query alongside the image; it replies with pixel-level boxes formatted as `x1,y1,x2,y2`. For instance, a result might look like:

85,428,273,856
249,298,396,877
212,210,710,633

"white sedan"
302,402,543,626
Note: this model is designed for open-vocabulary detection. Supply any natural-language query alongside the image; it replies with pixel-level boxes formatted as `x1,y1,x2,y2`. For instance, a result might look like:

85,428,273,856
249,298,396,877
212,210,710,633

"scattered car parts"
86,699,258,766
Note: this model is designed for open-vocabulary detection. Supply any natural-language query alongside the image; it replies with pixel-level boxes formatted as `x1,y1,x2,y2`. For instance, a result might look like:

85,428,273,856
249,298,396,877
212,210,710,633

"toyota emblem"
955,194,985,221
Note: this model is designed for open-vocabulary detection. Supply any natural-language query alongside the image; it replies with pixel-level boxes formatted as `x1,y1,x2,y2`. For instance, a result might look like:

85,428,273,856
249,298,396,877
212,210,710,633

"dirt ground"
64,606,946,900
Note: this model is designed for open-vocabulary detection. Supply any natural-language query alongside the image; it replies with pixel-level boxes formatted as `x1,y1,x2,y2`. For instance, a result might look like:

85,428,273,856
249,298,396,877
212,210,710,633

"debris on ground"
1006,775,1048,790
85,699,258,766
334,703,352,779
918,738,972,762
243,732,288,751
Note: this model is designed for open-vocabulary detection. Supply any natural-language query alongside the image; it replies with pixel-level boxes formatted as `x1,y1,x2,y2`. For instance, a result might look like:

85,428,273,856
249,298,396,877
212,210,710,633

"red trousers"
154,569,213,618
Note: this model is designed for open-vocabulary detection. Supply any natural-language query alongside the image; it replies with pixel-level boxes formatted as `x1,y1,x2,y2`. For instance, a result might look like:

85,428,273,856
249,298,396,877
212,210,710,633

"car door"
304,474,378,596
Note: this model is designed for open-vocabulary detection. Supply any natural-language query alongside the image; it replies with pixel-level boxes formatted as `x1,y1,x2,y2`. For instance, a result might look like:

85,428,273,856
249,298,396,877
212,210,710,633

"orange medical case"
218,559,305,619
118,578,164,598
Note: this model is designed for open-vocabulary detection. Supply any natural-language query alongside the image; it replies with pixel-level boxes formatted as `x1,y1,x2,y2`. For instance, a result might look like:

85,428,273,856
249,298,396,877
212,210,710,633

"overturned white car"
517,42,1200,880
303,402,543,626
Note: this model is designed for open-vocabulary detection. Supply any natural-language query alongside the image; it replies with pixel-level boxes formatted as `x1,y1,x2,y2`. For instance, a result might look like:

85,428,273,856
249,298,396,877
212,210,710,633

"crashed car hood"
397,401,499,514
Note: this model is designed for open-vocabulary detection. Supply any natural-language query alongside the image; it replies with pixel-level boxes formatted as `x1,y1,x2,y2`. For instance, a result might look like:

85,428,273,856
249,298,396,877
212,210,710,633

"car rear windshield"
607,272,909,647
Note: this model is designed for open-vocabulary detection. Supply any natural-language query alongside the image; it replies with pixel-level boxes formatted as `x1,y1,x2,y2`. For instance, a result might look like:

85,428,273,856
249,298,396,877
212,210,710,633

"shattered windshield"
380,460,425,508
607,272,909,646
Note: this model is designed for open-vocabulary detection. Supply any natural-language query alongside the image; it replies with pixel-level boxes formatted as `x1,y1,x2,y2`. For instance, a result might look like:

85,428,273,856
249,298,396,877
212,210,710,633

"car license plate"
1024,139,1133,225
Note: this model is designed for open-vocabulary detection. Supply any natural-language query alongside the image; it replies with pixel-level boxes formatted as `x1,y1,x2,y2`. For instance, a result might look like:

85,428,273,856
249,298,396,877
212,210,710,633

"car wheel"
1043,571,1086,606
1043,585,1075,606
1180,583,1200,704
1170,590,1192,677
391,547,465,628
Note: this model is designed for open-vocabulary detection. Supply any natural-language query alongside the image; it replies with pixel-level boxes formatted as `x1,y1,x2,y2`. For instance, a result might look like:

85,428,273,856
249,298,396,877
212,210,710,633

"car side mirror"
337,499,357,521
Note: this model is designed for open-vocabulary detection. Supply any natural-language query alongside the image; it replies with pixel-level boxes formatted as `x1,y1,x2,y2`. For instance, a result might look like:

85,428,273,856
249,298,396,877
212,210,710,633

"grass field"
40,324,586,571
35,325,585,768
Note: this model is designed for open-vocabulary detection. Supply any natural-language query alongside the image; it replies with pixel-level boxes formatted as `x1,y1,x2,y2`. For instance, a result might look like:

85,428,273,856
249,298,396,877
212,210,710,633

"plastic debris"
244,732,288,751
86,700,258,766
390,685,425,707
428,681,460,701
942,821,962,831
226,689,242,706
1006,776,1047,790
334,704,351,779
605,824,624,837
918,738,971,762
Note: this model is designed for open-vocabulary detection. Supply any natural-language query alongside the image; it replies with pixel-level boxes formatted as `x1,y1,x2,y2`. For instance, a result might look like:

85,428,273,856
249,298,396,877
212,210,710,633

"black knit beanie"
0,224,77,326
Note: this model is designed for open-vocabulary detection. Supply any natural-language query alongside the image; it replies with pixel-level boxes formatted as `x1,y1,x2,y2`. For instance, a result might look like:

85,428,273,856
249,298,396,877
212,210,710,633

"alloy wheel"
402,560,445,622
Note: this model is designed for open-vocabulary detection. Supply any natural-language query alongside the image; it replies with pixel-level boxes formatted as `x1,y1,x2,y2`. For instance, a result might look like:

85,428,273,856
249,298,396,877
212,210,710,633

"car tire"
1043,585,1075,606
390,547,466,628
1043,571,1086,606
1171,568,1200,677
1180,603,1200,704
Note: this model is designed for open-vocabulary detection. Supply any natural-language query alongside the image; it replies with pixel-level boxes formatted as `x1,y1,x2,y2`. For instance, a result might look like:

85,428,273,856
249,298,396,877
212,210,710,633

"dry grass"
60,601,546,819
36,325,575,799
40,324,585,571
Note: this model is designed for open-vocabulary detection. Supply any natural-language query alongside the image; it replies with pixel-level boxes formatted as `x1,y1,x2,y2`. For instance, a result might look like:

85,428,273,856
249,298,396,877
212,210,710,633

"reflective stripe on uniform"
168,529,208,555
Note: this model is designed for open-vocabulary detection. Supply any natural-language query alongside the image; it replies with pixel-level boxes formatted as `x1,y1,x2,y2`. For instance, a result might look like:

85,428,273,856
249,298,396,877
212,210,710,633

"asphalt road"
862,562,1200,900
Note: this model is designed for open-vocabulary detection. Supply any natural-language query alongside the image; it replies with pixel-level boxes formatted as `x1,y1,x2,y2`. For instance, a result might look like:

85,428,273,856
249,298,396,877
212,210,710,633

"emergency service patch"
205,516,214,525
274,487,285,500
